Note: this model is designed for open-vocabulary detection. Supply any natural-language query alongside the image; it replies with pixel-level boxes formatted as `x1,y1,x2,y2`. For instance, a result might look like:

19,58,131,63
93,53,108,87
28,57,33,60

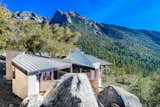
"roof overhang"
12,61,72,76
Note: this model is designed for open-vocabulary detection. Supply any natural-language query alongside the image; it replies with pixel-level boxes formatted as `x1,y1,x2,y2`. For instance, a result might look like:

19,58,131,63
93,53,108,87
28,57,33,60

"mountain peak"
49,10,72,25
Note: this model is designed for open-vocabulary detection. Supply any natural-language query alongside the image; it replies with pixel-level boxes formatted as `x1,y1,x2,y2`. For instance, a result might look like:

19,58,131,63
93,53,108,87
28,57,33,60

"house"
66,50,111,92
6,50,111,99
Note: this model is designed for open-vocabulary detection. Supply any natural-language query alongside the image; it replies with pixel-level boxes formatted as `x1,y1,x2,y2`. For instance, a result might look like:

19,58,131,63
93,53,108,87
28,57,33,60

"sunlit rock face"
12,11,48,24
20,95,43,107
42,73,98,107
49,10,72,25
98,85,142,107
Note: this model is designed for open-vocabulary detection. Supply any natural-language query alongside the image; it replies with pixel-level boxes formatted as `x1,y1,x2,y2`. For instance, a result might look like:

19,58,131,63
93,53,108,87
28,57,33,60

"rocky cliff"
12,11,48,24
49,10,72,25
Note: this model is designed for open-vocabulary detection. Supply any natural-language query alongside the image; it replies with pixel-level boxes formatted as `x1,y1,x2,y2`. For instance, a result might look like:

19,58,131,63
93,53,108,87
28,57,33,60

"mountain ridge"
12,10,160,32
12,10,160,73
12,11,48,24
53,10,160,73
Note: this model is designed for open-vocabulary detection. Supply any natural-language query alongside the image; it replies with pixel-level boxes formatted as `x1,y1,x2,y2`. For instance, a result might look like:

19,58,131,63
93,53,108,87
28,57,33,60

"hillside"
1,7,160,107
11,10,160,73
1,9,159,73
49,10,160,74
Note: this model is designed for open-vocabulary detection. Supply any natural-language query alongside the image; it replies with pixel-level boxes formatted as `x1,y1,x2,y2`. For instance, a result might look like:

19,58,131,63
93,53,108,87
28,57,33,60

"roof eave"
12,61,72,76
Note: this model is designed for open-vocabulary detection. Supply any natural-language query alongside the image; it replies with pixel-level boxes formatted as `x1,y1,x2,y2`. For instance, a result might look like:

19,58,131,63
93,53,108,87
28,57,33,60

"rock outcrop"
49,10,72,25
98,85,142,107
20,73,99,107
12,11,48,24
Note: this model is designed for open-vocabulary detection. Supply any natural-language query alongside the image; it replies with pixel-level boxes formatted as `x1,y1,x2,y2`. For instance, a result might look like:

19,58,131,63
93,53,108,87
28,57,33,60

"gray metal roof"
66,50,94,69
12,53,72,75
85,54,112,66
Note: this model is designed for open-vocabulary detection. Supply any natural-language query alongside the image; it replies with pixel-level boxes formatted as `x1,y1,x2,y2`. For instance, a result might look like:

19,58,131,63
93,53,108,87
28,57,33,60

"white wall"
28,75,39,96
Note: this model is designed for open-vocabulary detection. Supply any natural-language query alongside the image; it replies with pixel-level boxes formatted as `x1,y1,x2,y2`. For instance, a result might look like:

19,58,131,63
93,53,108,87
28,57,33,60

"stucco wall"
40,80,57,93
12,67,28,99
6,51,20,80
12,66,41,99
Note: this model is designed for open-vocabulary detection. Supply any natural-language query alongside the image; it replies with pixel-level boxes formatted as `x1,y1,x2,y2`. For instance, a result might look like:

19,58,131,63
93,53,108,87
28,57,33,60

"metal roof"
12,53,72,75
66,50,94,69
85,54,112,66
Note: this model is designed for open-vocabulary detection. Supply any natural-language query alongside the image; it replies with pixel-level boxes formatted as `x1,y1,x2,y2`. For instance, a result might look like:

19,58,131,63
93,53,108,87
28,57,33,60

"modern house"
6,50,111,99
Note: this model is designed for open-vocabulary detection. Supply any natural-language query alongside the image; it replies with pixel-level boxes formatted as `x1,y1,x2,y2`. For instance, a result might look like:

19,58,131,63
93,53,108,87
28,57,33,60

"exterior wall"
88,70,100,95
12,66,28,99
28,75,39,97
12,66,40,99
6,51,20,80
40,80,57,93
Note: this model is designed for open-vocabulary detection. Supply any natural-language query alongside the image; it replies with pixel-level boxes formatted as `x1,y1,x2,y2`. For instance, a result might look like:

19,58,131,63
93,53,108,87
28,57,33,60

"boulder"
42,73,99,107
20,73,99,107
98,85,142,107
20,95,43,107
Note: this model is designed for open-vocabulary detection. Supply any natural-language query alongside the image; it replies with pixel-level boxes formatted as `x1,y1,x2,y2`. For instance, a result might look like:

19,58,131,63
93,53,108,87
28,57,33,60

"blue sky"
2,0,160,31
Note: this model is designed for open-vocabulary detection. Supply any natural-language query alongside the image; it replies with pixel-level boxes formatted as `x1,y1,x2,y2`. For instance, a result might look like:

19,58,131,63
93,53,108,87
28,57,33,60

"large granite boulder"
20,73,99,107
98,85,142,107
42,73,98,107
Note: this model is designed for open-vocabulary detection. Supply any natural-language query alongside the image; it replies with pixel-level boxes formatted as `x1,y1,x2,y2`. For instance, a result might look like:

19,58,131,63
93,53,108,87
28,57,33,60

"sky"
2,0,160,31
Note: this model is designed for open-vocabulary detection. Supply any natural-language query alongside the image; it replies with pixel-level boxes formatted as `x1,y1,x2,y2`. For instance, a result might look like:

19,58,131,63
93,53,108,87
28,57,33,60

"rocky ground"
0,63,21,107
